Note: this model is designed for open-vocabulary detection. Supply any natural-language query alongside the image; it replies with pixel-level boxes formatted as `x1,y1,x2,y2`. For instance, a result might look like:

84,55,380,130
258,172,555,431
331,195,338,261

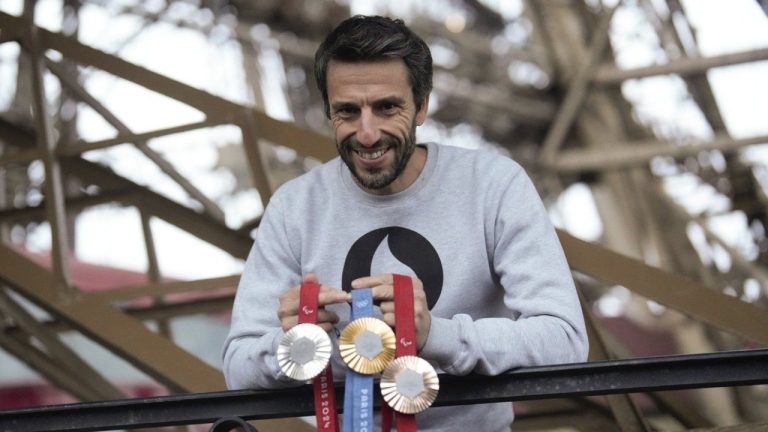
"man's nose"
355,109,381,147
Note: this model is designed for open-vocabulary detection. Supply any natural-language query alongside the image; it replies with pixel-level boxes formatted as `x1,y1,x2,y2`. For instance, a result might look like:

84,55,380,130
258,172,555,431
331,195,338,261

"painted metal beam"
0,349,765,431
0,117,250,258
539,7,615,163
0,288,125,400
550,133,768,173
594,47,768,84
92,275,239,302
45,58,227,223
0,320,104,402
0,242,225,393
1,295,234,337
557,229,768,346
0,189,137,224
25,9,74,296
62,157,253,259
0,11,337,164
61,120,225,157
1,120,226,166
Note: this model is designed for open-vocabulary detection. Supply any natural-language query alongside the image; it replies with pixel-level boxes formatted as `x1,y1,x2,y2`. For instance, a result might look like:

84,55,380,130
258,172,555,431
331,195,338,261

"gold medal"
380,355,439,414
339,317,396,374
277,323,332,381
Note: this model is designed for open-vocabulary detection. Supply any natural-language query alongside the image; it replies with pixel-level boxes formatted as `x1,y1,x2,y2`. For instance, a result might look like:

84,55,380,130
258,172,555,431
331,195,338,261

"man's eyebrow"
331,101,358,111
374,96,406,106
331,96,407,111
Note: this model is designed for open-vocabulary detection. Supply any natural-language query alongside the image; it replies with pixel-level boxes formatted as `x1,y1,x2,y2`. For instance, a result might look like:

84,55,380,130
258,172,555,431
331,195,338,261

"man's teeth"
358,148,387,160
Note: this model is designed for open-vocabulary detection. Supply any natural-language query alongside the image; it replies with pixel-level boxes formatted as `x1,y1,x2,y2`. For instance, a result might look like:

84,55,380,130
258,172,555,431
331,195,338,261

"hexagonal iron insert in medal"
395,369,425,400
290,337,316,365
355,330,383,360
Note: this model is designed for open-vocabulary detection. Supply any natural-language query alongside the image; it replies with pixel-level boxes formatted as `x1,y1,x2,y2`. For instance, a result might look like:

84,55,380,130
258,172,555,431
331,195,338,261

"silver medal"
277,323,332,381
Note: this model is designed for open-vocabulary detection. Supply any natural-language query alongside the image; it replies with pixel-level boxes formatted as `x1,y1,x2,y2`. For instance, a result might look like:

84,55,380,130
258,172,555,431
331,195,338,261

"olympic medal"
339,317,396,374
277,323,332,381
380,356,439,414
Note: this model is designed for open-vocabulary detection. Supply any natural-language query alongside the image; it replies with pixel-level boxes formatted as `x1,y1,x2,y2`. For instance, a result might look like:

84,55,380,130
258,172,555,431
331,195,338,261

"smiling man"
328,58,427,195
223,15,588,431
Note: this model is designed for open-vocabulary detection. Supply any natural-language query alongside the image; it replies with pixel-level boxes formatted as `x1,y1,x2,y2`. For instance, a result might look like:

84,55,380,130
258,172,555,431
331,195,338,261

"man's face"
327,59,428,194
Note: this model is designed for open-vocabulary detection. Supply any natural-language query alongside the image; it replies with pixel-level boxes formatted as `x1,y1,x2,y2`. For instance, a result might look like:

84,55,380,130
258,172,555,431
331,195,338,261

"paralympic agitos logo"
341,226,443,309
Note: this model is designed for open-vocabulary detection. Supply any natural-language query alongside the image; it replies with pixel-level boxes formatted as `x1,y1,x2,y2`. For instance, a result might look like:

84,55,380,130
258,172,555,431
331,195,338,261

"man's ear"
415,95,430,126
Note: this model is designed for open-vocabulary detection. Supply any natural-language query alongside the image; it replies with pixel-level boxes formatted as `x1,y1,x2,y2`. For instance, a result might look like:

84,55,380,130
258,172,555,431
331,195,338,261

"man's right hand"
277,273,351,332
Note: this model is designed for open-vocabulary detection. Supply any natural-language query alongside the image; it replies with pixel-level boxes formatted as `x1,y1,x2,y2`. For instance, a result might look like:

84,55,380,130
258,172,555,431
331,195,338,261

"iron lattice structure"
0,1,767,431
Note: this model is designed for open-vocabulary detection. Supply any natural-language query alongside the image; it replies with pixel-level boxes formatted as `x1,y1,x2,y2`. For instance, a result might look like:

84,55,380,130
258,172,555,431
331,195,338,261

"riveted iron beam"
0,349,766,432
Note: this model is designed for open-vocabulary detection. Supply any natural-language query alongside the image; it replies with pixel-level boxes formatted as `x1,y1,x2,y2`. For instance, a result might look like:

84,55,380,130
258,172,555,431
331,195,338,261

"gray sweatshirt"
223,142,588,431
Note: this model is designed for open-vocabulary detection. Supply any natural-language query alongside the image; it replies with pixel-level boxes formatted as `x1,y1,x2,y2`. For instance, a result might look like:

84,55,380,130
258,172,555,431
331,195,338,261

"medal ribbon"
299,282,339,432
343,288,375,432
381,274,418,432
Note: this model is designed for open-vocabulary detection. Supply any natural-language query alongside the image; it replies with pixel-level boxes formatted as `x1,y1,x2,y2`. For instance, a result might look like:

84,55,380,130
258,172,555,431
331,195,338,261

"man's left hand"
351,274,431,351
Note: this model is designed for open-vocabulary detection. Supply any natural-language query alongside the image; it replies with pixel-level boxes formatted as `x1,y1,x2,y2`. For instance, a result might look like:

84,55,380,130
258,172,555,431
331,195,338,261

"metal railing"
1,349,767,432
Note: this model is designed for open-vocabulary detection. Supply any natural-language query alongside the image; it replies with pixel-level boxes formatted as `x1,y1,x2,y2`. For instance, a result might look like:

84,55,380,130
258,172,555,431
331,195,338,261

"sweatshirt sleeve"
419,168,588,375
221,196,303,389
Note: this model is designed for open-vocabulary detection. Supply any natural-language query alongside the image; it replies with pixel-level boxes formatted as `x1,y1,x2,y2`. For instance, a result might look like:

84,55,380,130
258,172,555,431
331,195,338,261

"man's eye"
336,107,357,117
380,103,398,113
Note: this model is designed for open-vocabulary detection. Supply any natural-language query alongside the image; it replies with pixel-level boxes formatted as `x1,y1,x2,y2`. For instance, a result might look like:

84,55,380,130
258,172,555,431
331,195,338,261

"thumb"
303,273,319,284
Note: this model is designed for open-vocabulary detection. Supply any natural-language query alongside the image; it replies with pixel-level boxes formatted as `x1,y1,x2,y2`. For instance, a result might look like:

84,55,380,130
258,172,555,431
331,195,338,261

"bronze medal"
277,323,332,381
380,355,439,414
339,317,396,374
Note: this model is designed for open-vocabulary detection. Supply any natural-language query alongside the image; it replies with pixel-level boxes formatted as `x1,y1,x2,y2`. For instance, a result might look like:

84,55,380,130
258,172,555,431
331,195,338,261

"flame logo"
341,227,443,310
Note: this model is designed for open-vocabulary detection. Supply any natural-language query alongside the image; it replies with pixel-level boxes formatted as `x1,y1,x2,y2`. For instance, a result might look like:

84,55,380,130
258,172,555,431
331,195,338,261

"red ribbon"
299,282,339,432
381,275,418,432
393,275,417,358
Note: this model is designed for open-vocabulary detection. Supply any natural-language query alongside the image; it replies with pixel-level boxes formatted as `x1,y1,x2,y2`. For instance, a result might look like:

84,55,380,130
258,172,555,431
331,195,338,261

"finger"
350,276,394,304
318,286,351,306
277,284,302,315
351,274,393,289
381,312,395,327
317,322,335,332
379,301,395,314
316,309,340,325
352,276,395,302
281,310,339,329
413,299,429,316
303,273,319,284
369,283,394,302
281,316,298,332
277,296,299,320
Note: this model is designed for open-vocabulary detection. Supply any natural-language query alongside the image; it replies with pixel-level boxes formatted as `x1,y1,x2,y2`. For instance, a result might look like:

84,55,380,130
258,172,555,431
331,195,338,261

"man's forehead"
327,58,409,79
326,59,411,98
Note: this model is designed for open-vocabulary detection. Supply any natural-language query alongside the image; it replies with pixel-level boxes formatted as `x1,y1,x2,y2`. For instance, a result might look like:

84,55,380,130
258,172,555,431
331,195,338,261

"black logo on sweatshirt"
341,227,443,309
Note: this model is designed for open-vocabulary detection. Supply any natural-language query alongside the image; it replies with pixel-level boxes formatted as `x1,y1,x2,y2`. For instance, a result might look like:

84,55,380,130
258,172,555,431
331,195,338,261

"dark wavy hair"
314,15,433,118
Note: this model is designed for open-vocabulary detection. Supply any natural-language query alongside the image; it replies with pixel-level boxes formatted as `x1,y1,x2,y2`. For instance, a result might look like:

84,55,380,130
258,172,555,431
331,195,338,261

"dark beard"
337,125,417,191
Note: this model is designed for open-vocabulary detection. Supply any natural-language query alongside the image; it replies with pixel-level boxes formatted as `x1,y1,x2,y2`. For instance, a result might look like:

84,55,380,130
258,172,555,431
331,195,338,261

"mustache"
340,134,401,152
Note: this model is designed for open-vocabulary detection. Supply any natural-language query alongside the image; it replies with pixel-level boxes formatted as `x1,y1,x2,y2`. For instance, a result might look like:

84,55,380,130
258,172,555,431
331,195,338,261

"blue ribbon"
343,288,374,432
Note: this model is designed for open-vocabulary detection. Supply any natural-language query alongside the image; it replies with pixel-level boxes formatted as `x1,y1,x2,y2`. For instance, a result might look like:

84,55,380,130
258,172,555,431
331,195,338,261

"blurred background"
0,0,767,430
